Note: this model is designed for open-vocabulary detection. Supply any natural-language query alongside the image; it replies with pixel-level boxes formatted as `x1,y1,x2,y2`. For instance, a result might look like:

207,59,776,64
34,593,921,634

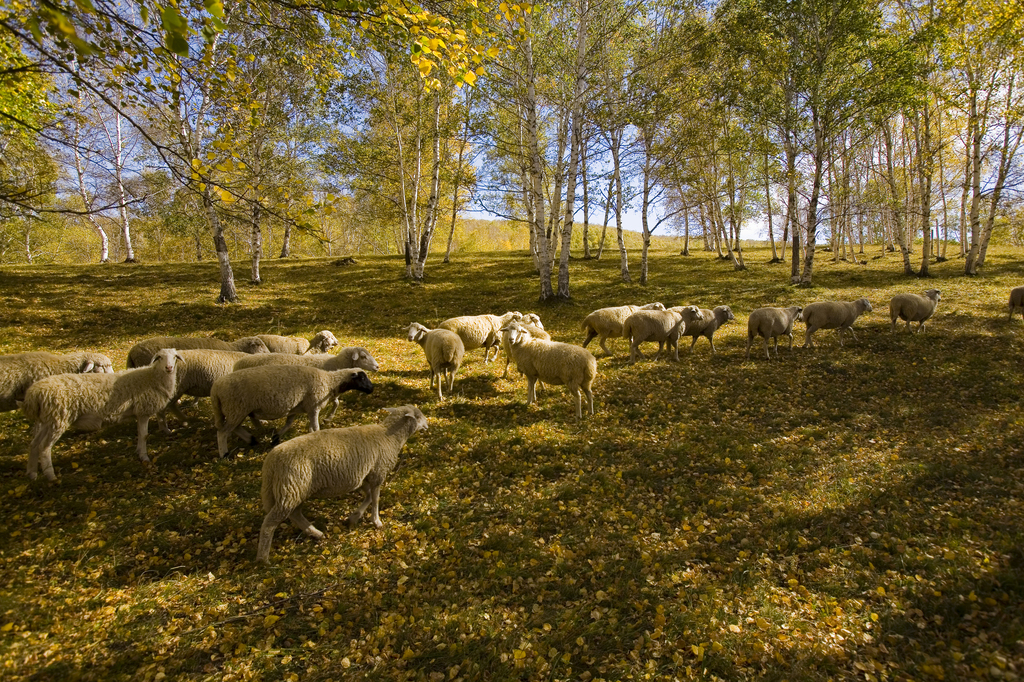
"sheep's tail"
211,393,224,429
261,473,275,512
621,320,633,343
20,395,38,422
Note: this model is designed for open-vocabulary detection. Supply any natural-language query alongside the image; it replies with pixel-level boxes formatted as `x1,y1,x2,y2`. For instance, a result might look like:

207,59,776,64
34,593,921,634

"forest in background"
2,0,1023,299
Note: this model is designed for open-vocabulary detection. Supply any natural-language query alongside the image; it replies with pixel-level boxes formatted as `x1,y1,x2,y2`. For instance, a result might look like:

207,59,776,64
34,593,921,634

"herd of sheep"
0,283,1013,562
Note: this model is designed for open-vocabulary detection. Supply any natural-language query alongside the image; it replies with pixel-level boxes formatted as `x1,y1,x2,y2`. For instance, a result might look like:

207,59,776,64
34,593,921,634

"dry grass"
1,244,1024,681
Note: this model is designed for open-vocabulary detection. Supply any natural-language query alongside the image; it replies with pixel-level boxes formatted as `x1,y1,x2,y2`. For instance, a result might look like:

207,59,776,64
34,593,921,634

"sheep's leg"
786,332,794,352
707,336,717,354
368,484,384,529
745,334,754,360
599,336,613,357
447,367,456,394
571,386,582,420
582,328,597,348
28,422,61,481
324,397,341,423
762,336,771,361
257,506,291,564
272,413,301,445
582,383,595,415
526,377,538,405
347,476,382,527
436,370,445,401
803,327,815,348
307,407,321,433
136,415,152,463
288,506,324,540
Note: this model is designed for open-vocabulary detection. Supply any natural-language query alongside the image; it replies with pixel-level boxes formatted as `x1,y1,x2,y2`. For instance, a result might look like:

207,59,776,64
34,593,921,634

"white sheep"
680,305,735,355
438,311,521,363
407,322,465,401
745,306,804,360
233,348,380,421
256,405,428,564
211,366,374,457
581,303,666,356
802,298,873,347
257,331,338,355
127,335,269,367
156,349,251,432
502,318,550,379
501,321,597,419
20,348,183,481
0,351,114,412
1009,287,1024,321
889,289,941,333
622,305,705,364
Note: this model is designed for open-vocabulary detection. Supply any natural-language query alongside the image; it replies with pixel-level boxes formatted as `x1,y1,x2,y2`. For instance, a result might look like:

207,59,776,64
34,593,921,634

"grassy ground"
1,244,1024,681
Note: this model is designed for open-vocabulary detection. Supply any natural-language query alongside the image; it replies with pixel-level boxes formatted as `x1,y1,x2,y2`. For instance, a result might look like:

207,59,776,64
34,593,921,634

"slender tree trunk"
682,209,690,256
557,3,588,299
581,135,591,259
611,128,630,283
71,85,109,263
112,100,135,262
523,12,555,299
414,92,443,280
965,84,983,275
800,110,824,285
765,151,777,262
977,74,1022,270
882,119,915,275
916,102,933,277
596,174,612,260
444,89,472,264
251,203,262,284
783,125,800,283
203,188,237,303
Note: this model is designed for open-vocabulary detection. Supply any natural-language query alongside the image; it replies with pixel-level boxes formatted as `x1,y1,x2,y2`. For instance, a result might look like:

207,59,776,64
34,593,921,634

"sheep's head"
498,311,523,326
349,347,379,372
309,330,339,353
384,404,428,434
79,353,114,373
151,348,182,375
337,368,374,395
858,299,873,313
522,313,544,328
237,337,271,354
716,306,736,323
791,306,804,322
641,302,666,310
500,320,530,346
407,323,428,343
925,289,941,302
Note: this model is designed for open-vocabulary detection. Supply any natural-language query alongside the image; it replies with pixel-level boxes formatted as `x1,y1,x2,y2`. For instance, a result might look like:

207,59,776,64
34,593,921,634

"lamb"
0,351,114,412
406,322,465,401
256,405,428,564
680,305,735,354
211,366,374,457
256,331,338,355
127,335,269,367
155,349,252,432
745,306,803,360
1010,287,1024,321
437,311,522,363
20,348,183,481
802,298,873,347
621,305,705,364
233,348,380,421
502,317,550,379
581,303,666,356
889,289,941,333
501,321,597,419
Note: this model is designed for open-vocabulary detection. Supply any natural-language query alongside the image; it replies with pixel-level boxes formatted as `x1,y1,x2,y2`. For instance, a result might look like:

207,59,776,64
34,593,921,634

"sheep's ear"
176,353,186,364
80,361,95,373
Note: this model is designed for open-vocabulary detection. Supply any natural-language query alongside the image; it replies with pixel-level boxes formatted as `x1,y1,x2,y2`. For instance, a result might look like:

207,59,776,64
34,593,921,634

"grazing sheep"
256,331,338,355
1010,287,1024,321
20,348,183,481
0,351,114,412
156,349,251,432
581,303,666,356
406,323,465,401
256,405,428,564
438,311,521,363
502,318,550,379
802,299,873,348
502,321,597,419
745,306,803,360
127,335,269,368
889,289,941,333
211,366,374,457
680,305,735,354
233,348,380,421
622,305,705,364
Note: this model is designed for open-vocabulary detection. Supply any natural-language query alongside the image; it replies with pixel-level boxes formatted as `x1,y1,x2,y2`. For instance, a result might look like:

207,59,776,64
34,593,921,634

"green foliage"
2,246,1024,680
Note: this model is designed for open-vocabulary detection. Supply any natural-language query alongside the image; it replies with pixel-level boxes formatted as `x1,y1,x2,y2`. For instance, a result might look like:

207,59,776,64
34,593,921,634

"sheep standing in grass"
127,336,269,367
680,305,735,354
233,348,379,421
256,405,428,564
0,351,114,412
622,306,705,364
20,348,183,480
156,349,251,432
802,299,873,348
581,303,665,356
438,311,522,363
502,321,597,418
407,323,465,401
256,331,338,355
745,306,803,360
1009,287,1024,321
502,316,550,379
889,289,941,333
211,366,374,457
